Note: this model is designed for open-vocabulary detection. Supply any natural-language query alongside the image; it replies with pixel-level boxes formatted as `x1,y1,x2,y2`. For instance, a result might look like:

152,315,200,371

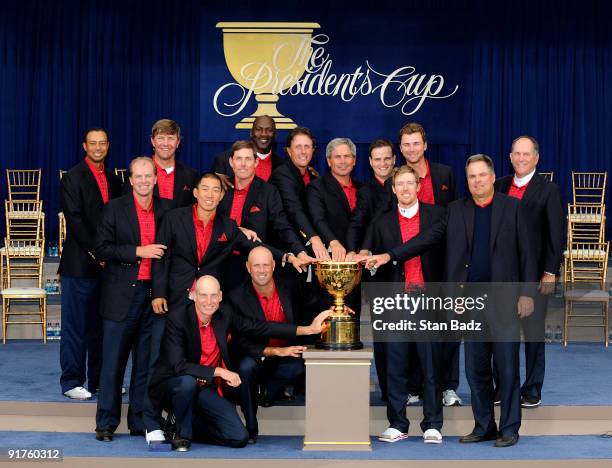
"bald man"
148,275,330,451
228,246,307,443
211,116,285,182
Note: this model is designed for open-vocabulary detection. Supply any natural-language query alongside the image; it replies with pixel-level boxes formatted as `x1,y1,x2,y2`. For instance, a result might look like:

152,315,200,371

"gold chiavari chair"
563,204,606,282
114,168,127,184
6,169,41,202
572,171,607,207
539,171,554,182
563,241,610,347
1,238,47,343
58,170,67,255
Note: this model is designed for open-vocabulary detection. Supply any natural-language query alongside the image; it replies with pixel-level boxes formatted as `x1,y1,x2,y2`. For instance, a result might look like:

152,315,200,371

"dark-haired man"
59,128,123,400
211,116,284,181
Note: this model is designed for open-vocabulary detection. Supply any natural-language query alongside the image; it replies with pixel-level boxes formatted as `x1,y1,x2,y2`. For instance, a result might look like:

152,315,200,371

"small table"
302,348,373,451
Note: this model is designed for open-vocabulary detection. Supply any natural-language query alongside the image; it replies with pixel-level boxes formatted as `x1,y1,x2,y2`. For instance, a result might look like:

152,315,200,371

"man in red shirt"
148,275,331,451
150,119,199,208
229,246,308,443
93,157,173,443
398,122,461,408
59,128,123,400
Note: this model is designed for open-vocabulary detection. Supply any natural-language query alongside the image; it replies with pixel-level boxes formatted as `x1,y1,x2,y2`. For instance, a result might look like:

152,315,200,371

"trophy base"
235,96,297,129
315,316,362,350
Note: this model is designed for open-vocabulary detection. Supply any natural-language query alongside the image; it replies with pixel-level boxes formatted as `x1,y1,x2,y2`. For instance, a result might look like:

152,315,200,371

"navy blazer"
94,193,173,321
151,207,284,306
217,176,305,255
211,149,285,181
306,172,363,246
426,161,458,208
59,160,123,278
148,302,299,408
370,203,446,283
269,161,320,242
495,173,564,276
228,280,300,358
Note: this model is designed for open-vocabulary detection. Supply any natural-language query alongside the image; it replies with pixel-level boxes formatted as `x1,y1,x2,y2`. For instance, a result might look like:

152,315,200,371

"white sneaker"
63,386,92,400
423,428,443,444
406,394,420,406
146,430,166,444
379,427,409,443
442,389,462,407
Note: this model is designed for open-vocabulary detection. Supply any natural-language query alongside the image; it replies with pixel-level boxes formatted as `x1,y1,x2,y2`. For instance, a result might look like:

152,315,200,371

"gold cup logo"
315,261,363,350
216,22,320,129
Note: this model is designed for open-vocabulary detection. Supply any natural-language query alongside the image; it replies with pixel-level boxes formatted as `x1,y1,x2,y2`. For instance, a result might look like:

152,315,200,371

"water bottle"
45,279,52,294
54,322,61,341
46,322,54,340
554,325,563,342
53,279,59,294
544,325,553,343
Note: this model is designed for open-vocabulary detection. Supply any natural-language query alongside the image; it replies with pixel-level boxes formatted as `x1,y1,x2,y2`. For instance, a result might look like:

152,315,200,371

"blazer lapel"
187,304,202,361
123,195,141,245
212,311,230,367
172,163,184,202
245,284,267,322
490,194,504,252
522,173,543,202
276,282,294,324
463,198,474,253
326,173,351,214
241,177,261,221
181,208,198,263
390,209,403,248
497,176,512,195
201,215,224,265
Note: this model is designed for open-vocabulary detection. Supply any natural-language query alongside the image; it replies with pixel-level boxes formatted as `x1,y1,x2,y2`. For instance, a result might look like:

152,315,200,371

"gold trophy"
216,22,320,129
315,262,363,350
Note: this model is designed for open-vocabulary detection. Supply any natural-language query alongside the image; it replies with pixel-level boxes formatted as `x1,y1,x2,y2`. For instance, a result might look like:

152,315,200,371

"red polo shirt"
255,152,273,181
192,204,216,263
153,158,175,200
417,160,435,205
134,194,155,280
508,180,528,200
255,283,287,347
336,177,357,212
196,313,227,396
229,179,254,227
398,208,425,291
84,158,109,204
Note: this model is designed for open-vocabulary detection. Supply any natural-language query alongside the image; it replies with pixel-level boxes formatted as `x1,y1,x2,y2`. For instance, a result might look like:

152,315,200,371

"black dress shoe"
459,431,497,443
495,434,519,447
171,438,191,452
95,430,114,442
129,429,145,437
260,399,273,408
521,395,541,408
248,434,258,444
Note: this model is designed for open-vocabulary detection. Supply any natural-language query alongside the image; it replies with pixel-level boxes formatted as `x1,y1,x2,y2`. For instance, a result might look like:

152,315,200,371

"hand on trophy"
329,240,347,261
309,236,331,261
365,253,391,270
296,309,332,336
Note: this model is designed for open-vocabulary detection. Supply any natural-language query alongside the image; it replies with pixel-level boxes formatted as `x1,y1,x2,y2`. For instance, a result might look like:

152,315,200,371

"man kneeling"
148,275,330,451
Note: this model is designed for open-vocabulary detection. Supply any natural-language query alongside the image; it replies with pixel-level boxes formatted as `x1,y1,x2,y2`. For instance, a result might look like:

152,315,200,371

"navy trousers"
161,375,249,447
95,282,152,432
237,355,305,436
385,341,443,433
60,276,103,393
465,341,521,437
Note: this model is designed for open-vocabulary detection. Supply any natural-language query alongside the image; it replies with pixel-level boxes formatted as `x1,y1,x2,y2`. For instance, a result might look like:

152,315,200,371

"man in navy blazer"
93,157,173,443
367,154,537,447
494,136,563,408
398,122,460,408
59,127,123,400
228,246,307,443
149,119,199,208
148,275,330,451
368,165,446,444
211,116,284,182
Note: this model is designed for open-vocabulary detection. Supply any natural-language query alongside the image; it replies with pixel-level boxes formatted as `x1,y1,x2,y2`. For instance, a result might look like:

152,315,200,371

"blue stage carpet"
1,341,611,405
1,431,611,460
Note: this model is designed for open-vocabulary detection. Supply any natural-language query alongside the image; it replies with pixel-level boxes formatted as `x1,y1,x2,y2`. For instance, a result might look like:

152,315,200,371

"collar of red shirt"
84,157,105,174
133,193,153,212
473,195,494,208
374,176,386,187
153,157,175,175
192,203,216,227
254,281,277,302
332,174,354,189
233,177,254,194
419,159,431,180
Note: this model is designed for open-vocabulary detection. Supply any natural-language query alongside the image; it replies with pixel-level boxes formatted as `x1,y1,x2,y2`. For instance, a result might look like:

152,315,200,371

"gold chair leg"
2,297,6,345
563,299,570,347
42,297,47,344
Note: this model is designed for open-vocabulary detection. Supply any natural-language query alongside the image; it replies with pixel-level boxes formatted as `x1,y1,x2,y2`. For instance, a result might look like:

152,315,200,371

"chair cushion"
568,213,605,223
564,289,610,301
1,287,46,297
563,249,607,259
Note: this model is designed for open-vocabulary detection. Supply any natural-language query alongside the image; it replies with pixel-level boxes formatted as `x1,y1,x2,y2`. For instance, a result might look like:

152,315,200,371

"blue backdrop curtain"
1,0,611,242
